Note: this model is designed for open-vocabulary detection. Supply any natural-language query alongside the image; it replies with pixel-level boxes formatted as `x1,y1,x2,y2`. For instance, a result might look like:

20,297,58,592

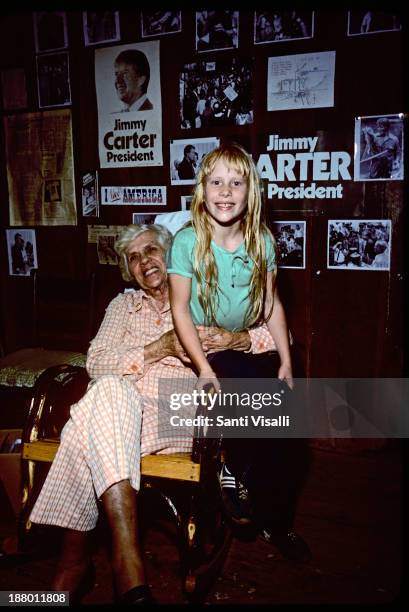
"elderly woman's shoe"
118,584,155,605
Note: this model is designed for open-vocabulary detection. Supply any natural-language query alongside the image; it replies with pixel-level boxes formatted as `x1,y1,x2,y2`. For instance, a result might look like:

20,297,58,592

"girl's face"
204,159,248,227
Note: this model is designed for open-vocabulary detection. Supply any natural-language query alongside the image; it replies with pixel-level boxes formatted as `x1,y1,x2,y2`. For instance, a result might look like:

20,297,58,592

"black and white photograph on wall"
254,11,314,44
179,58,253,129
272,221,306,269
82,171,99,217
6,228,38,277
141,11,182,37
170,137,219,185
196,11,239,52
347,10,402,36
327,220,391,270
354,114,403,181
180,195,193,211
33,11,68,53
83,11,120,46
36,52,71,108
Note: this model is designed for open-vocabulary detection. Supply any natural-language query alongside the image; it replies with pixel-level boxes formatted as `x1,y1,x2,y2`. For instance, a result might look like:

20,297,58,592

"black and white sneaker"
218,463,253,525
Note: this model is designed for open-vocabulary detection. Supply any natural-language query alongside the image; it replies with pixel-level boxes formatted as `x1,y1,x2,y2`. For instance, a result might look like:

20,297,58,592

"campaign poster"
101,186,166,206
95,41,163,168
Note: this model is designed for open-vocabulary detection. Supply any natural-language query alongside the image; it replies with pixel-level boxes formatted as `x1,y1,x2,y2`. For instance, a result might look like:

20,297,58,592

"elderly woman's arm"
86,292,278,380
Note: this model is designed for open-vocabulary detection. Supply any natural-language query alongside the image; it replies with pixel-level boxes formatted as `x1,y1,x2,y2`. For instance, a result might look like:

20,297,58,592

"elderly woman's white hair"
115,224,173,282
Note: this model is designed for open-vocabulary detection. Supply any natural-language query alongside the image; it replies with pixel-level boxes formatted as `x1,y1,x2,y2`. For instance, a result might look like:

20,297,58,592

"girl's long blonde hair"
190,142,276,328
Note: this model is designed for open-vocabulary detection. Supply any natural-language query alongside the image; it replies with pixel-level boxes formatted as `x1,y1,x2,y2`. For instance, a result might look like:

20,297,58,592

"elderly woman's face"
126,231,167,293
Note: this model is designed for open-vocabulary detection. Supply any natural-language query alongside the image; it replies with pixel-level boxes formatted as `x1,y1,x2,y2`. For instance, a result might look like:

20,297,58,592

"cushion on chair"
0,348,86,388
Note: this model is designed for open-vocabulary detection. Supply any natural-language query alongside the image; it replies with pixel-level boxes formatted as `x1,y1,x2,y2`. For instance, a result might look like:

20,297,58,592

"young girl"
167,142,293,392
167,144,311,551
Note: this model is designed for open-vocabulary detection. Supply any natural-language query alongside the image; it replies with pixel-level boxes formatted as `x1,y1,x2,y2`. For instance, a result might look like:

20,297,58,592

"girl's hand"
196,368,221,394
278,363,294,390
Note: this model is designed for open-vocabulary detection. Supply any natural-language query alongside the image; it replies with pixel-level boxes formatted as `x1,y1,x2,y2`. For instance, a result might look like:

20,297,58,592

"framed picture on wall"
347,11,402,36
254,10,314,44
272,221,306,269
36,52,71,108
5,228,38,277
83,11,120,46
354,114,404,181
327,220,392,271
33,11,68,53
170,137,220,185
141,11,182,37
196,11,239,52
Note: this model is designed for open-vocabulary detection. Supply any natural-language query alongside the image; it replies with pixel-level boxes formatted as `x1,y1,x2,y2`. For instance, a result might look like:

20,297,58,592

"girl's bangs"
202,148,251,179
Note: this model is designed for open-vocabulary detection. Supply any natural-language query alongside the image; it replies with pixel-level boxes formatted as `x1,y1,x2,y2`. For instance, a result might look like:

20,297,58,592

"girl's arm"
264,271,294,389
168,273,220,391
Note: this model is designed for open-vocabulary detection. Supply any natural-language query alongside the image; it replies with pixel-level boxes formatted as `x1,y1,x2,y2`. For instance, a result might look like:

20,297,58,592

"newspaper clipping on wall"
4,109,77,226
95,40,163,168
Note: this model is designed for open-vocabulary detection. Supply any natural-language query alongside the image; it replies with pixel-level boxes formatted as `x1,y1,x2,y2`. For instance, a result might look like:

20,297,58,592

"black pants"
208,350,309,533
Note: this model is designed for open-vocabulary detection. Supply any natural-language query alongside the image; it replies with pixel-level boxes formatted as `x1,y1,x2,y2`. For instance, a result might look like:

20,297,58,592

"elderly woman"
29,224,274,604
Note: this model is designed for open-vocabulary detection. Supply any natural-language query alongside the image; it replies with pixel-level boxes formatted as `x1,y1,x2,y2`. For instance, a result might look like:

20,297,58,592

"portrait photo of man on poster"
95,41,162,168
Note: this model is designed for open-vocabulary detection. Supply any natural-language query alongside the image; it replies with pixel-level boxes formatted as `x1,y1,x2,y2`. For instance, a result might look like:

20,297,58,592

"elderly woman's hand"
159,329,191,363
196,326,251,353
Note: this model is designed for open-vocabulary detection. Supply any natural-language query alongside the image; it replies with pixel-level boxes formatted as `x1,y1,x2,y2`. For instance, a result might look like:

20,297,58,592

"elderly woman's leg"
30,375,149,601
102,480,145,597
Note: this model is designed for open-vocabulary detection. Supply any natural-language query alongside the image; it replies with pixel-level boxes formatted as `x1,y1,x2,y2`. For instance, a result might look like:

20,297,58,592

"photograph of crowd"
141,11,182,37
195,11,239,52
170,137,219,185
272,221,306,269
327,220,391,271
179,58,253,129
254,10,314,44
354,114,403,181
347,10,401,36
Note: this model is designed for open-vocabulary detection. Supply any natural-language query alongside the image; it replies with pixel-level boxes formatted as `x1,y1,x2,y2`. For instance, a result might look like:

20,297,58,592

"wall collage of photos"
0,8,404,376
0,9,404,273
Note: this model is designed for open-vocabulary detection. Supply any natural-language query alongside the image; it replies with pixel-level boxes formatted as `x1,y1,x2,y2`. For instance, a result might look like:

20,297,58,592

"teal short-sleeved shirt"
167,226,276,332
